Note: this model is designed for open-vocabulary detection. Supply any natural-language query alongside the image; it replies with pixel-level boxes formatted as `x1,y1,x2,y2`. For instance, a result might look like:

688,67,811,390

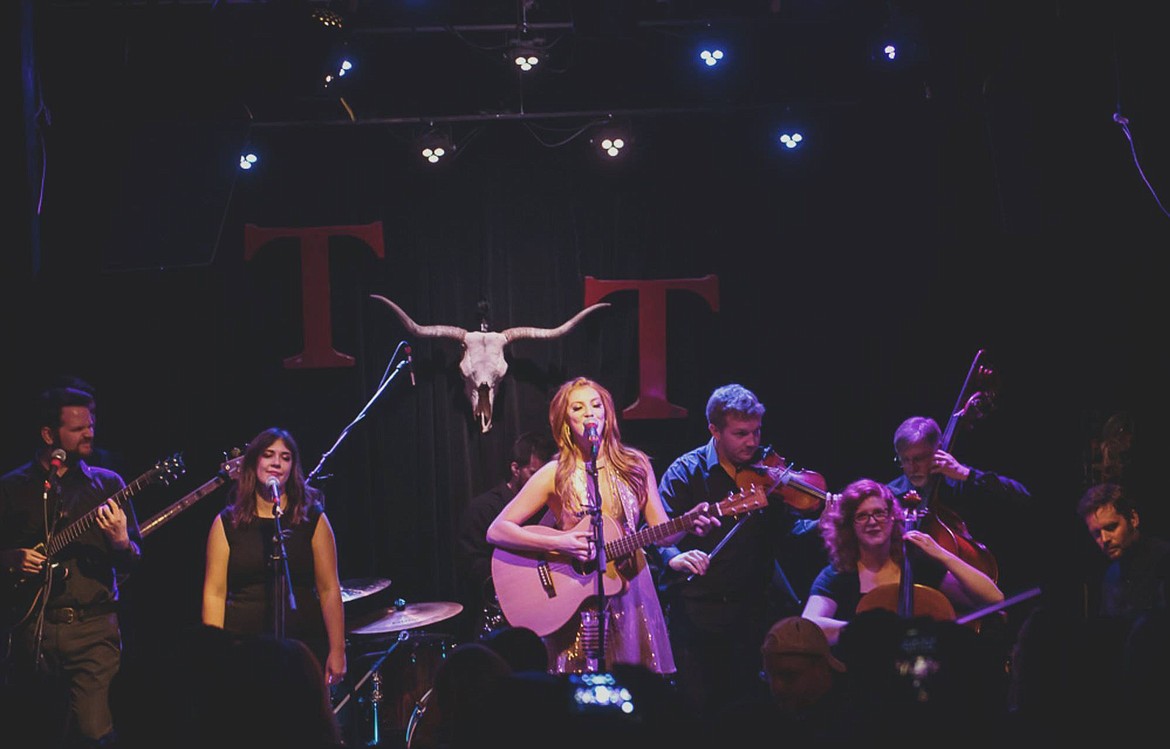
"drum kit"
333,578,463,748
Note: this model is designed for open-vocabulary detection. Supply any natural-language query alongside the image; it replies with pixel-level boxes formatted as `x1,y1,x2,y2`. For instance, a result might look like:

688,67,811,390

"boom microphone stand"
307,341,413,486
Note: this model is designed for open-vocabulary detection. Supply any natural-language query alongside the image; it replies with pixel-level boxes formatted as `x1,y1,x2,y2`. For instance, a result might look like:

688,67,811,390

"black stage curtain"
2,49,1164,652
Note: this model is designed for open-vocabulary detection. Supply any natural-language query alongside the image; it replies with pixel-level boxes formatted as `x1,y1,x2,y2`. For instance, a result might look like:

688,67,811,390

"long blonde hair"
547,377,649,510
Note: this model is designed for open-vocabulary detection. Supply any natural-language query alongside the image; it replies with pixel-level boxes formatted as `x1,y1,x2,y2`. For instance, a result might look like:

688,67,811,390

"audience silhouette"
117,624,344,749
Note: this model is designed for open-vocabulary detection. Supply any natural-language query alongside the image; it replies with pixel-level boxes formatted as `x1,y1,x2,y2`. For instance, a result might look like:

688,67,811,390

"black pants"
665,597,771,720
6,612,122,748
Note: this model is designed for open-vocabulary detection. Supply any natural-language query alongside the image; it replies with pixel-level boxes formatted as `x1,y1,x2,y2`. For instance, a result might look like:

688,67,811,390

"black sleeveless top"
220,503,328,669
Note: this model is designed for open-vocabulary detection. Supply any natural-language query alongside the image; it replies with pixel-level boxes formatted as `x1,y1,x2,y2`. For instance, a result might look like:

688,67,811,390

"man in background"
455,430,556,640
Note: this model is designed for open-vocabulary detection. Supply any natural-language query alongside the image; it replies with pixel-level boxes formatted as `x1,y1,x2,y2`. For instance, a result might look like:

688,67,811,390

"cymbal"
348,601,463,635
340,577,393,604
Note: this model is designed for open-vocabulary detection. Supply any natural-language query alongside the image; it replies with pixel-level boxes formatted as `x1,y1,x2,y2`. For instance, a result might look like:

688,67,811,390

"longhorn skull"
371,295,611,433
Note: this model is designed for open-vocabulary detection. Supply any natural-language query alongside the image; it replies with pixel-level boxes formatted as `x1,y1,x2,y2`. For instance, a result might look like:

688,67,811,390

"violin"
737,445,827,513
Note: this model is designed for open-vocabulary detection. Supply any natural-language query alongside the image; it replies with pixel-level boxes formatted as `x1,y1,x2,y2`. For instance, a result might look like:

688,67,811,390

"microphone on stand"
44,448,67,491
584,423,600,459
404,343,416,387
267,476,282,504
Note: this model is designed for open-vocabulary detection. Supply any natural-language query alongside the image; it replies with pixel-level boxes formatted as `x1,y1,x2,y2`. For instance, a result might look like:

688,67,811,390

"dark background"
3,1,1165,650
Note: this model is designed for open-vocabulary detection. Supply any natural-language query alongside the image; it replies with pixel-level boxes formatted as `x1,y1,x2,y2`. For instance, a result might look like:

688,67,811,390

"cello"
909,349,1001,584
856,349,1002,624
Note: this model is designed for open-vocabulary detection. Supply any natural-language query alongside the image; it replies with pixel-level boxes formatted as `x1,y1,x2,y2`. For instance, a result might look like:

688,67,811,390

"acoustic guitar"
491,484,767,636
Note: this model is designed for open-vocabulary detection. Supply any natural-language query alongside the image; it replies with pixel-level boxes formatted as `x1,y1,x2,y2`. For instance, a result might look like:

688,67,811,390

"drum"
404,687,433,749
343,633,454,746
387,634,452,731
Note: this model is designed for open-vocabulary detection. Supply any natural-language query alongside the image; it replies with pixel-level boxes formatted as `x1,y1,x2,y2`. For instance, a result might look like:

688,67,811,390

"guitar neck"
603,486,766,560
45,473,152,557
139,474,227,539
605,516,691,560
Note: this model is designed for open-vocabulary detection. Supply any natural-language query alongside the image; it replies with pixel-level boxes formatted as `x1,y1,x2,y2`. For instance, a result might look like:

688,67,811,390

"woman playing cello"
801,479,1004,646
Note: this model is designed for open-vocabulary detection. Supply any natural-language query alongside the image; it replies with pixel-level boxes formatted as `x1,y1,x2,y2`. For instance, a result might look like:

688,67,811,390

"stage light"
507,39,546,73
323,57,353,88
303,6,355,93
699,48,725,68
310,7,343,31
238,152,259,171
590,123,632,161
416,128,455,165
868,9,928,71
778,131,804,150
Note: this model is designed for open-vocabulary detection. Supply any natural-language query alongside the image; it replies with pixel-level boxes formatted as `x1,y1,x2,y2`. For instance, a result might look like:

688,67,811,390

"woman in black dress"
201,427,347,687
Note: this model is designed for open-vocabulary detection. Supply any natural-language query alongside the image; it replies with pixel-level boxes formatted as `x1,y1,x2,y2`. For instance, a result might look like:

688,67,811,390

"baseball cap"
761,616,846,672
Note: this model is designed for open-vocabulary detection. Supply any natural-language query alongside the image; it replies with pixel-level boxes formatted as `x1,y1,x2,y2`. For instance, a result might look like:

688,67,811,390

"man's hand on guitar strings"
685,502,721,537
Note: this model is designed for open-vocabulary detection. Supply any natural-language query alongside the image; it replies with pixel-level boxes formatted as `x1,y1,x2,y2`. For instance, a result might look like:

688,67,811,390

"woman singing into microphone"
487,376,720,675
201,427,347,688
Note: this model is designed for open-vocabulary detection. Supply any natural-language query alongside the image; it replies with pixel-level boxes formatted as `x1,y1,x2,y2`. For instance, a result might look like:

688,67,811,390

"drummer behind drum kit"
333,578,463,748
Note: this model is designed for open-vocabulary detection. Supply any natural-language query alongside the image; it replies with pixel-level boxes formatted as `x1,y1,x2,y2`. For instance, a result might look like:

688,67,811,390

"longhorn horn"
502,303,611,342
370,295,467,340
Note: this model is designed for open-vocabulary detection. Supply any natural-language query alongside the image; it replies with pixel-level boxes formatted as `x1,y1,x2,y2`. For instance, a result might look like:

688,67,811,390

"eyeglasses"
896,452,932,466
853,509,891,525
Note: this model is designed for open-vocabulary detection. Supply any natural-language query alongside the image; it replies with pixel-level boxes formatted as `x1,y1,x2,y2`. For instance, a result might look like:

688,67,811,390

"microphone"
266,476,282,503
44,448,67,490
404,343,416,387
584,423,600,447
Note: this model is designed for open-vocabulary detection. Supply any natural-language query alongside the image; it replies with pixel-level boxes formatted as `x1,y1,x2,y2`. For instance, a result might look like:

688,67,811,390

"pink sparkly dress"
542,463,677,675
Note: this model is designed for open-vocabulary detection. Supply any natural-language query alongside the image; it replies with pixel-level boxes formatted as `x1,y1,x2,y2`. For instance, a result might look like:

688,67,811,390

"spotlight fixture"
416,128,455,165
303,6,354,92
590,123,633,162
310,8,344,31
868,10,928,71
323,57,353,88
507,38,546,73
698,47,725,68
238,152,259,171
772,107,809,153
778,131,804,150
598,136,625,158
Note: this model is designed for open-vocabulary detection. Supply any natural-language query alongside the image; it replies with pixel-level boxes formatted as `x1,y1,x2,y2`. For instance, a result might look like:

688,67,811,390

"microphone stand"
271,497,297,639
31,467,62,667
307,342,412,486
584,439,607,673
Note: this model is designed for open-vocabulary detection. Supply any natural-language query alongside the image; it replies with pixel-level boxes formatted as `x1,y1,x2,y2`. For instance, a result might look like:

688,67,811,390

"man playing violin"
652,383,827,720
